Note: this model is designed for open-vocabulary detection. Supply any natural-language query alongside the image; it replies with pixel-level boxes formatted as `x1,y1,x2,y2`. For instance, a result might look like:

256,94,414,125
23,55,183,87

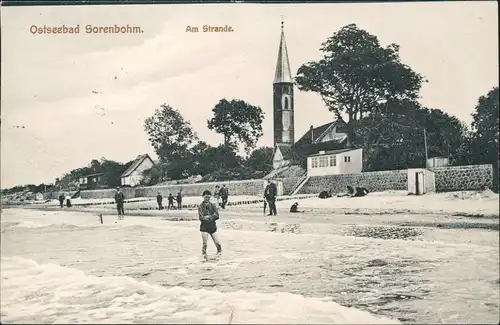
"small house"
272,120,349,169
427,157,449,168
79,173,105,190
120,154,155,187
307,148,363,177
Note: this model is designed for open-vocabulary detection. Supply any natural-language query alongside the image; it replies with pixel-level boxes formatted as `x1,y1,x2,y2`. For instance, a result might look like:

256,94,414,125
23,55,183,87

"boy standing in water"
198,190,222,257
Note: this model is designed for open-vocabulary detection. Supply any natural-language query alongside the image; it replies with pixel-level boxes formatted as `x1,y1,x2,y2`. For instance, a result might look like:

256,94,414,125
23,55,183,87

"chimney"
310,125,314,143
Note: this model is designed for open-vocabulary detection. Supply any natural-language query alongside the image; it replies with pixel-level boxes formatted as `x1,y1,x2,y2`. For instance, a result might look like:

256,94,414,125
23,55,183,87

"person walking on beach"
198,190,222,257
58,194,65,208
219,184,229,209
176,192,182,210
156,192,163,210
214,185,220,203
114,187,125,218
65,194,72,208
264,180,278,216
167,193,175,209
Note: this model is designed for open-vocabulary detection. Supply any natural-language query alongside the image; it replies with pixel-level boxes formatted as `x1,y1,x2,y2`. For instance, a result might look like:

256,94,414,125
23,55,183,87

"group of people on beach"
318,185,370,199
106,183,370,259
156,192,183,210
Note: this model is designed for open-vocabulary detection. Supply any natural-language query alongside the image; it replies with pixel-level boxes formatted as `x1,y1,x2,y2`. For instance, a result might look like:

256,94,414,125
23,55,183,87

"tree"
471,87,499,162
141,165,165,186
470,86,499,191
295,24,426,146
207,99,265,153
354,100,472,170
244,146,274,174
144,104,198,163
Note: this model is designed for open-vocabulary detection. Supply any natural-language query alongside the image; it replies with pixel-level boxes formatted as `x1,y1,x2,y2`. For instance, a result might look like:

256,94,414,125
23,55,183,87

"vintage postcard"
1,1,498,324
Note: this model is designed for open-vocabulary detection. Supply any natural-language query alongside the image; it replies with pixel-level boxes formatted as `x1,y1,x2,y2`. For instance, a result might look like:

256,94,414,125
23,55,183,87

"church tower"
273,19,295,148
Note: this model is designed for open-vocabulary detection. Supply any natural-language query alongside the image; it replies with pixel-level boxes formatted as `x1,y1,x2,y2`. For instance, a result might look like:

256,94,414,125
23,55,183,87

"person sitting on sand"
353,187,369,197
318,190,332,199
290,202,303,213
337,185,355,197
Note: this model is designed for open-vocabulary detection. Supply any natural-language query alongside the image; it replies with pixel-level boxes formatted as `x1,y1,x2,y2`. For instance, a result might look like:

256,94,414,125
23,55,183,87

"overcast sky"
1,2,498,188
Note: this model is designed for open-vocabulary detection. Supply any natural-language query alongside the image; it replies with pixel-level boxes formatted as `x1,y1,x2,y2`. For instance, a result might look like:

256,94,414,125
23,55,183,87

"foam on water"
0,256,399,324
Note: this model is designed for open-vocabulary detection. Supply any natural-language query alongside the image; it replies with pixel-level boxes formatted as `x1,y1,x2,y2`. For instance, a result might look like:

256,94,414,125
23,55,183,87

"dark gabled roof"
121,154,154,178
293,138,349,158
81,173,104,178
308,147,361,157
295,120,346,148
276,143,294,160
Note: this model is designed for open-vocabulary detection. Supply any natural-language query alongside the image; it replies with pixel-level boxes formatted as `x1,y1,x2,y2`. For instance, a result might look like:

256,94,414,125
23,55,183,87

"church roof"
273,21,293,84
276,143,294,160
295,120,344,148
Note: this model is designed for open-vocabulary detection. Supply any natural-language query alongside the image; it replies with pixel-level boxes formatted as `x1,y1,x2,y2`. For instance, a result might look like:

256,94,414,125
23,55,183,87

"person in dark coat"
167,193,175,209
198,190,222,257
114,187,125,217
219,184,229,209
264,180,278,216
156,192,163,210
176,192,182,210
58,194,65,208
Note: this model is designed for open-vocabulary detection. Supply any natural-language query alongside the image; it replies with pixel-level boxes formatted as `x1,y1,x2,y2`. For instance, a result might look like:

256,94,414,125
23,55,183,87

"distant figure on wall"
58,194,65,208
65,194,72,208
176,192,182,210
114,187,125,218
168,193,175,209
157,192,163,210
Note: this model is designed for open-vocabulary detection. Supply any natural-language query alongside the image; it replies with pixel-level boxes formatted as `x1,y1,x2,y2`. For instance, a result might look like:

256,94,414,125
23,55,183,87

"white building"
307,148,363,177
272,120,349,170
427,157,449,168
120,154,155,187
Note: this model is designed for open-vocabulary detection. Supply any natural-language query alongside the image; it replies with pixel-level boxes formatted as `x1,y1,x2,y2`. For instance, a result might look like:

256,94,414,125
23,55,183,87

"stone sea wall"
298,170,408,194
432,164,493,192
298,164,493,194
77,164,494,199
80,179,265,199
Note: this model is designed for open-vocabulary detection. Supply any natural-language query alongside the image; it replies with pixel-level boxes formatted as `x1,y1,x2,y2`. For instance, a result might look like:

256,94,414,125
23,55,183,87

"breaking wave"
0,256,399,324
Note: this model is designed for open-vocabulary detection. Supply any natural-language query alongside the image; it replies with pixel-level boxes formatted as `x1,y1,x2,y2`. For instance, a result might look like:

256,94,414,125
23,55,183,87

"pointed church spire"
273,18,293,84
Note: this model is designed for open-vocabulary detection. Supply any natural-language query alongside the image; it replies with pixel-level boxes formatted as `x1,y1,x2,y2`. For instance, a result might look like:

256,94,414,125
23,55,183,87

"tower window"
284,96,289,110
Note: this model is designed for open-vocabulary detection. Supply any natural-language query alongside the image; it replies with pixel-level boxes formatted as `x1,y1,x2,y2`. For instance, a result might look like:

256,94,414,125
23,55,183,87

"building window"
284,96,289,110
321,156,329,167
312,157,318,168
344,156,351,163
329,155,336,166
